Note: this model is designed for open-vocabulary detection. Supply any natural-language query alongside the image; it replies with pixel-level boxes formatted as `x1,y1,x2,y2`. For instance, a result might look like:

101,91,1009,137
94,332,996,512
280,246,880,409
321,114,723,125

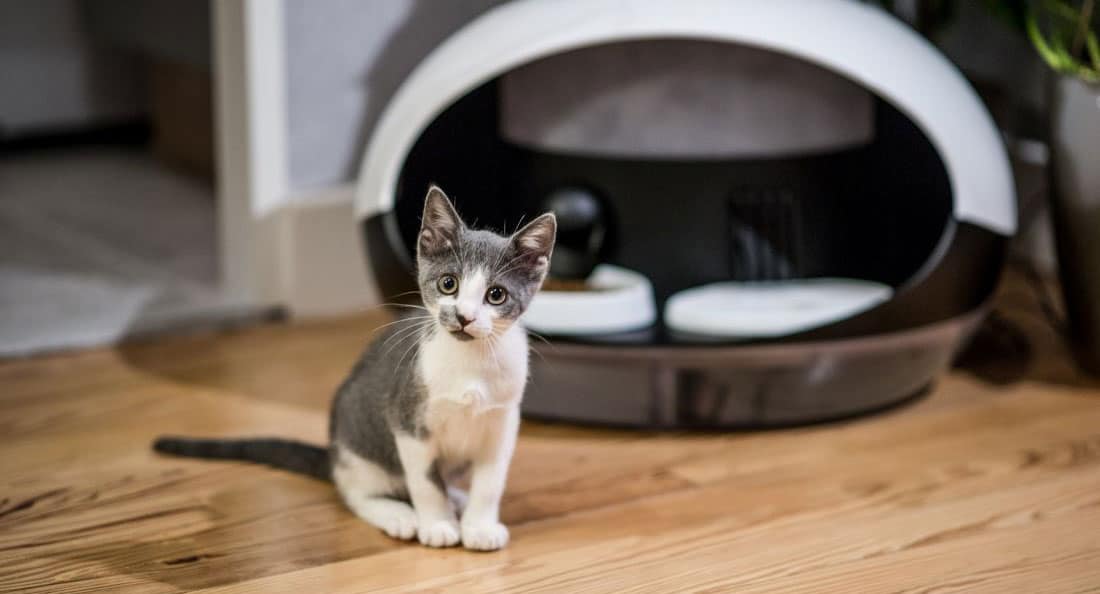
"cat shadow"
112,308,392,411
953,311,1034,386
954,309,1100,391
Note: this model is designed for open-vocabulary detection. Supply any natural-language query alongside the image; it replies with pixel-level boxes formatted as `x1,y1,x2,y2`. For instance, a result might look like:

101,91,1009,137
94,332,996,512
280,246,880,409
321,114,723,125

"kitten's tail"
152,436,331,482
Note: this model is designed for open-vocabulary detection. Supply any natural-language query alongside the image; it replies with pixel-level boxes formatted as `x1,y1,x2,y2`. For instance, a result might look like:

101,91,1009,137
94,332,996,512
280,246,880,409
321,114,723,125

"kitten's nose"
455,313,472,328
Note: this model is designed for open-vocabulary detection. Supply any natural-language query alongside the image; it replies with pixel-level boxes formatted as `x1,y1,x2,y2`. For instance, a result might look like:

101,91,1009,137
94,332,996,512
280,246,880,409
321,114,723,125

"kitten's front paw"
418,519,461,548
462,521,510,551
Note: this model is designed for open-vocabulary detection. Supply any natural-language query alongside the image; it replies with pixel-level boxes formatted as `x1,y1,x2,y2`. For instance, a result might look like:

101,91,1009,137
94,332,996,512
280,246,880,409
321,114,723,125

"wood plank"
182,450,1100,594
4,382,1099,593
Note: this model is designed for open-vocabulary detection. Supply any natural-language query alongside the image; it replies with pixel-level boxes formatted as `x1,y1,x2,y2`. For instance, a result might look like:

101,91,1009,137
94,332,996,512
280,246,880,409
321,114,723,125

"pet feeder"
355,0,1016,428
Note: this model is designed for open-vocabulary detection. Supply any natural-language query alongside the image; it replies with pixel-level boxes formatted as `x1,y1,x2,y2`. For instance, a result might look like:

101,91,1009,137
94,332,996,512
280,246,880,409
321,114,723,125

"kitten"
154,185,556,551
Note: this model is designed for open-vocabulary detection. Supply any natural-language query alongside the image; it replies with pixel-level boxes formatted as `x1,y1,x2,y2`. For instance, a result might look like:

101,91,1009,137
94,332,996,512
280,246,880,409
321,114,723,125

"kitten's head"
416,185,556,342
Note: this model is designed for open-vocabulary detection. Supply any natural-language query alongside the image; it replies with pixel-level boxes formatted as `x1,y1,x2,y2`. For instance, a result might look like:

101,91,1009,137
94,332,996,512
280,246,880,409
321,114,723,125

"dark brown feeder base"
522,310,984,429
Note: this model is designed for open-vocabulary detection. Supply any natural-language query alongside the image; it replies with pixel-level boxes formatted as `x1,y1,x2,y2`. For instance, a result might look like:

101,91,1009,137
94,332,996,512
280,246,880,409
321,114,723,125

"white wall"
283,0,505,192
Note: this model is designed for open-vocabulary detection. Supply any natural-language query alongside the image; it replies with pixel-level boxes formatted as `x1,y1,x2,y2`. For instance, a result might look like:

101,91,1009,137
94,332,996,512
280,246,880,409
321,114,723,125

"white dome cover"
356,0,1016,236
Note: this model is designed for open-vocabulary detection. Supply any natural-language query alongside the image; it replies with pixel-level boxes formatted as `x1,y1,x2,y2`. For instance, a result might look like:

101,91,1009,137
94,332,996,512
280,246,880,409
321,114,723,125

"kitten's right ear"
418,185,463,256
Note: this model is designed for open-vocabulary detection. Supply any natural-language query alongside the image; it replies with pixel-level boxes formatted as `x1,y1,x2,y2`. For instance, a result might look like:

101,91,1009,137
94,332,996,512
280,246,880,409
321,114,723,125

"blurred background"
0,0,510,357
0,0,1094,369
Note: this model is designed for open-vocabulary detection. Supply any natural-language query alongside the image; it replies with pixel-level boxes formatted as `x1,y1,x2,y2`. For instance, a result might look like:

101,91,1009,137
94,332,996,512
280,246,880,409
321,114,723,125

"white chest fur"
418,323,528,459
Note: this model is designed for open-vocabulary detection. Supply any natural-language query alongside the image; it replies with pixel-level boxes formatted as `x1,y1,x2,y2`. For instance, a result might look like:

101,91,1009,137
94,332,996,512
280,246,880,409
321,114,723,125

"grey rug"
0,147,256,357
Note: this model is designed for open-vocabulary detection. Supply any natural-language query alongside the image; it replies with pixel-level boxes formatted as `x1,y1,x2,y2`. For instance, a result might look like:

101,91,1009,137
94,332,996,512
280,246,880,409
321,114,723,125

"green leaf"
1029,9,1074,71
1043,0,1085,22
1084,31,1100,80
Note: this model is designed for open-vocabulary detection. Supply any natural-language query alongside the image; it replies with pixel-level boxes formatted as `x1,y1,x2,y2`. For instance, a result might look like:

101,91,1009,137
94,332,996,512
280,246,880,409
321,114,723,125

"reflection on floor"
0,147,258,356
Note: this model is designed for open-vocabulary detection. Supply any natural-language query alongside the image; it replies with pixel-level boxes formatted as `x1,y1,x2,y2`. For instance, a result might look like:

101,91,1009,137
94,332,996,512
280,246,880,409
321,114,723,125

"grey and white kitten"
154,185,556,551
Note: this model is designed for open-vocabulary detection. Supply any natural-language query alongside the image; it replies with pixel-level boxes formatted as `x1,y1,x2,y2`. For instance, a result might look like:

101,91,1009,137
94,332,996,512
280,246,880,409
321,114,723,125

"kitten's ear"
418,185,464,256
511,213,557,273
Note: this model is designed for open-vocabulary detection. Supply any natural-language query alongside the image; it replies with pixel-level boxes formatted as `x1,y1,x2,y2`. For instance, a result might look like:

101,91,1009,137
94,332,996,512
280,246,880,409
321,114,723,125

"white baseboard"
278,185,383,317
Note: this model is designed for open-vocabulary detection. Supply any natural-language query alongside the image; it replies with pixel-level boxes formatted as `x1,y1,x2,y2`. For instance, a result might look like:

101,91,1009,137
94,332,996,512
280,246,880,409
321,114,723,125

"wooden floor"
2,273,1100,593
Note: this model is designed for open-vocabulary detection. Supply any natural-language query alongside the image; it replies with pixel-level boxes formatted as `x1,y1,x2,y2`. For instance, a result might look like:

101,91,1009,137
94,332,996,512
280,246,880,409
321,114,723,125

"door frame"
212,0,289,307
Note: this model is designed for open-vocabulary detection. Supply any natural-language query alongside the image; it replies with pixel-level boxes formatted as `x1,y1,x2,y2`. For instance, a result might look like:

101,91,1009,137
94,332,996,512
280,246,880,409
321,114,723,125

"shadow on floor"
954,267,1100,391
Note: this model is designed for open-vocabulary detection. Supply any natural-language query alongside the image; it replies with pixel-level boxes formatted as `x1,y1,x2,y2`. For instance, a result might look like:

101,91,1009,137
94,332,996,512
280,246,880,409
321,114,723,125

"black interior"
387,41,957,344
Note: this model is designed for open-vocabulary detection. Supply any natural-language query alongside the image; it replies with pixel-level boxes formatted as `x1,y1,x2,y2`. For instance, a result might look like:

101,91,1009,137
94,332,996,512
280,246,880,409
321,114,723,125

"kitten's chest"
419,326,529,400
418,328,527,459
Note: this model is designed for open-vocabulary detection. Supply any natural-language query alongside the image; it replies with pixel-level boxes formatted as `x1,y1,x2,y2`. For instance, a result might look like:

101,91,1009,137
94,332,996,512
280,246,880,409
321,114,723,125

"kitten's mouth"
449,329,476,342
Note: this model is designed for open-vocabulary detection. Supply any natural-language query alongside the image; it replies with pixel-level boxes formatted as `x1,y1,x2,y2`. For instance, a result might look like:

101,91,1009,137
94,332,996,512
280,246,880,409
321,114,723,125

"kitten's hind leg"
332,444,416,541
344,496,418,541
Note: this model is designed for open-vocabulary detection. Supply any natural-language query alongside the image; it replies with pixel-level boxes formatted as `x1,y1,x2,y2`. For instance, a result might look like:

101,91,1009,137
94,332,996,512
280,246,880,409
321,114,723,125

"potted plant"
1026,0,1100,374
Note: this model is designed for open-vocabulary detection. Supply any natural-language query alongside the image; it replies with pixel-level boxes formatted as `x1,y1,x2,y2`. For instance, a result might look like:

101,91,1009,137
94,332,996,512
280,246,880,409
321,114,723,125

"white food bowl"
665,278,894,338
523,264,656,336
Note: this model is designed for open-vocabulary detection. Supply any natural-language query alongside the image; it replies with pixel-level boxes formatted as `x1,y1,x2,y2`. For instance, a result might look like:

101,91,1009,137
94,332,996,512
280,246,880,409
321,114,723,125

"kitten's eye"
438,275,458,295
486,286,508,305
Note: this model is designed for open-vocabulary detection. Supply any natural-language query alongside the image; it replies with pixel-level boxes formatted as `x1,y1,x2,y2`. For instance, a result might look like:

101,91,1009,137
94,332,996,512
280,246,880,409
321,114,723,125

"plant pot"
1048,74,1100,375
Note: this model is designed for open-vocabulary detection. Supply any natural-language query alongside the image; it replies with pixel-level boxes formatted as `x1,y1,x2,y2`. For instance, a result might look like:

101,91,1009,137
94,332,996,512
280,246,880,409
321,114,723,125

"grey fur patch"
329,316,433,474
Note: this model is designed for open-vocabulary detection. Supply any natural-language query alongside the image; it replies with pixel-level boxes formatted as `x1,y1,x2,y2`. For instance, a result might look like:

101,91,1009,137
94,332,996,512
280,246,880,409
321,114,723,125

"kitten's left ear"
511,213,557,272
418,185,464,256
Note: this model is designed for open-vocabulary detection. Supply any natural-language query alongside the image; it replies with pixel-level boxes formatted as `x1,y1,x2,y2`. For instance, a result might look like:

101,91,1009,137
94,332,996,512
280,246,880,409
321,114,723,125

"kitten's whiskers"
379,319,434,358
370,314,432,338
395,332,423,371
